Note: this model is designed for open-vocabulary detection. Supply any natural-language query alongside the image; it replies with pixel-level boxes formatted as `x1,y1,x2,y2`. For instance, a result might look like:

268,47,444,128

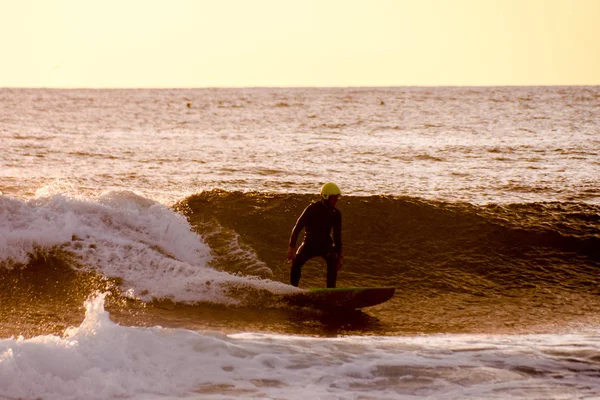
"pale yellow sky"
1,0,599,87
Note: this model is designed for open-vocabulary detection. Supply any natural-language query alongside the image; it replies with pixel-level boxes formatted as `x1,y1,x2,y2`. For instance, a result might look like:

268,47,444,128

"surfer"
287,183,343,288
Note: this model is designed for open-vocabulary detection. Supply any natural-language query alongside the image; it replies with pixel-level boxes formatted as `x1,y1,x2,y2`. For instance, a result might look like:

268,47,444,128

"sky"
1,0,599,88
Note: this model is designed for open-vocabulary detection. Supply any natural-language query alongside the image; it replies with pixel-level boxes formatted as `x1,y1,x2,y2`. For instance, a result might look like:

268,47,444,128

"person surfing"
287,183,343,288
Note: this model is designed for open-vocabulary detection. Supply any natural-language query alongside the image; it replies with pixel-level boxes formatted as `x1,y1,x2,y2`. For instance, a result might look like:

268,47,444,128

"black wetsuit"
289,200,342,288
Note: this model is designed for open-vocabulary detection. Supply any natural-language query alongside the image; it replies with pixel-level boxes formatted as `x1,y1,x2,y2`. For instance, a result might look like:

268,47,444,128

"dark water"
176,191,600,333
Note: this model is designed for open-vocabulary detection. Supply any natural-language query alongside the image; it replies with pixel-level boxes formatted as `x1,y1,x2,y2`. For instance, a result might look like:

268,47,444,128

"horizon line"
2,84,599,90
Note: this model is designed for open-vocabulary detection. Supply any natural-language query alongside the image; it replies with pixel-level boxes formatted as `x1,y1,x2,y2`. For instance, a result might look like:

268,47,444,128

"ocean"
1,86,599,399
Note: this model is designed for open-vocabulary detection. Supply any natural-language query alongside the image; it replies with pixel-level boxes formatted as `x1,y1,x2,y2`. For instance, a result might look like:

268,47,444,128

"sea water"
1,87,599,399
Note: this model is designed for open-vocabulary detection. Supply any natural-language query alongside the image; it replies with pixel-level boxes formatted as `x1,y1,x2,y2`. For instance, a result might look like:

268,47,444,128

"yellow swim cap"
321,182,341,200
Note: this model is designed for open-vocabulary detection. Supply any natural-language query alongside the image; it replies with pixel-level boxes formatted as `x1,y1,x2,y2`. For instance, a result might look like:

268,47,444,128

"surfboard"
282,287,395,310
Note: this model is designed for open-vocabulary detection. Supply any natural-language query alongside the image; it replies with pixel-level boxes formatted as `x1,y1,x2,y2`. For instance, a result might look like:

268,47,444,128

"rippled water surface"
2,87,598,203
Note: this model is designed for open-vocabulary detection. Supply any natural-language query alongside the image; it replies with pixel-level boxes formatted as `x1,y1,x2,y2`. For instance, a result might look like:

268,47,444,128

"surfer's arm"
288,205,310,252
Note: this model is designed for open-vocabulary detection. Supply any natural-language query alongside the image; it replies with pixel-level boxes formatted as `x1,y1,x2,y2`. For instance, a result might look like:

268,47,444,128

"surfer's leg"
290,244,311,287
324,250,338,288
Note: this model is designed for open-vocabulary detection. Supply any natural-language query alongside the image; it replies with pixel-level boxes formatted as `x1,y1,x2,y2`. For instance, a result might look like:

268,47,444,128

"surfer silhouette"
287,183,343,288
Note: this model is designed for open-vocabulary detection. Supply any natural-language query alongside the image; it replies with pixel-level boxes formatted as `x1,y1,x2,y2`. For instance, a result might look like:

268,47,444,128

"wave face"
179,191,600,292
2,189,599,337
176,191,600,333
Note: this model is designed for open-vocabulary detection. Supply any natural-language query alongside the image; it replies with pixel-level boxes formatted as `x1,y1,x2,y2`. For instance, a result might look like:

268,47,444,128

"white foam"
0,191,296,304
0,194,75,265
1,295,599,400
